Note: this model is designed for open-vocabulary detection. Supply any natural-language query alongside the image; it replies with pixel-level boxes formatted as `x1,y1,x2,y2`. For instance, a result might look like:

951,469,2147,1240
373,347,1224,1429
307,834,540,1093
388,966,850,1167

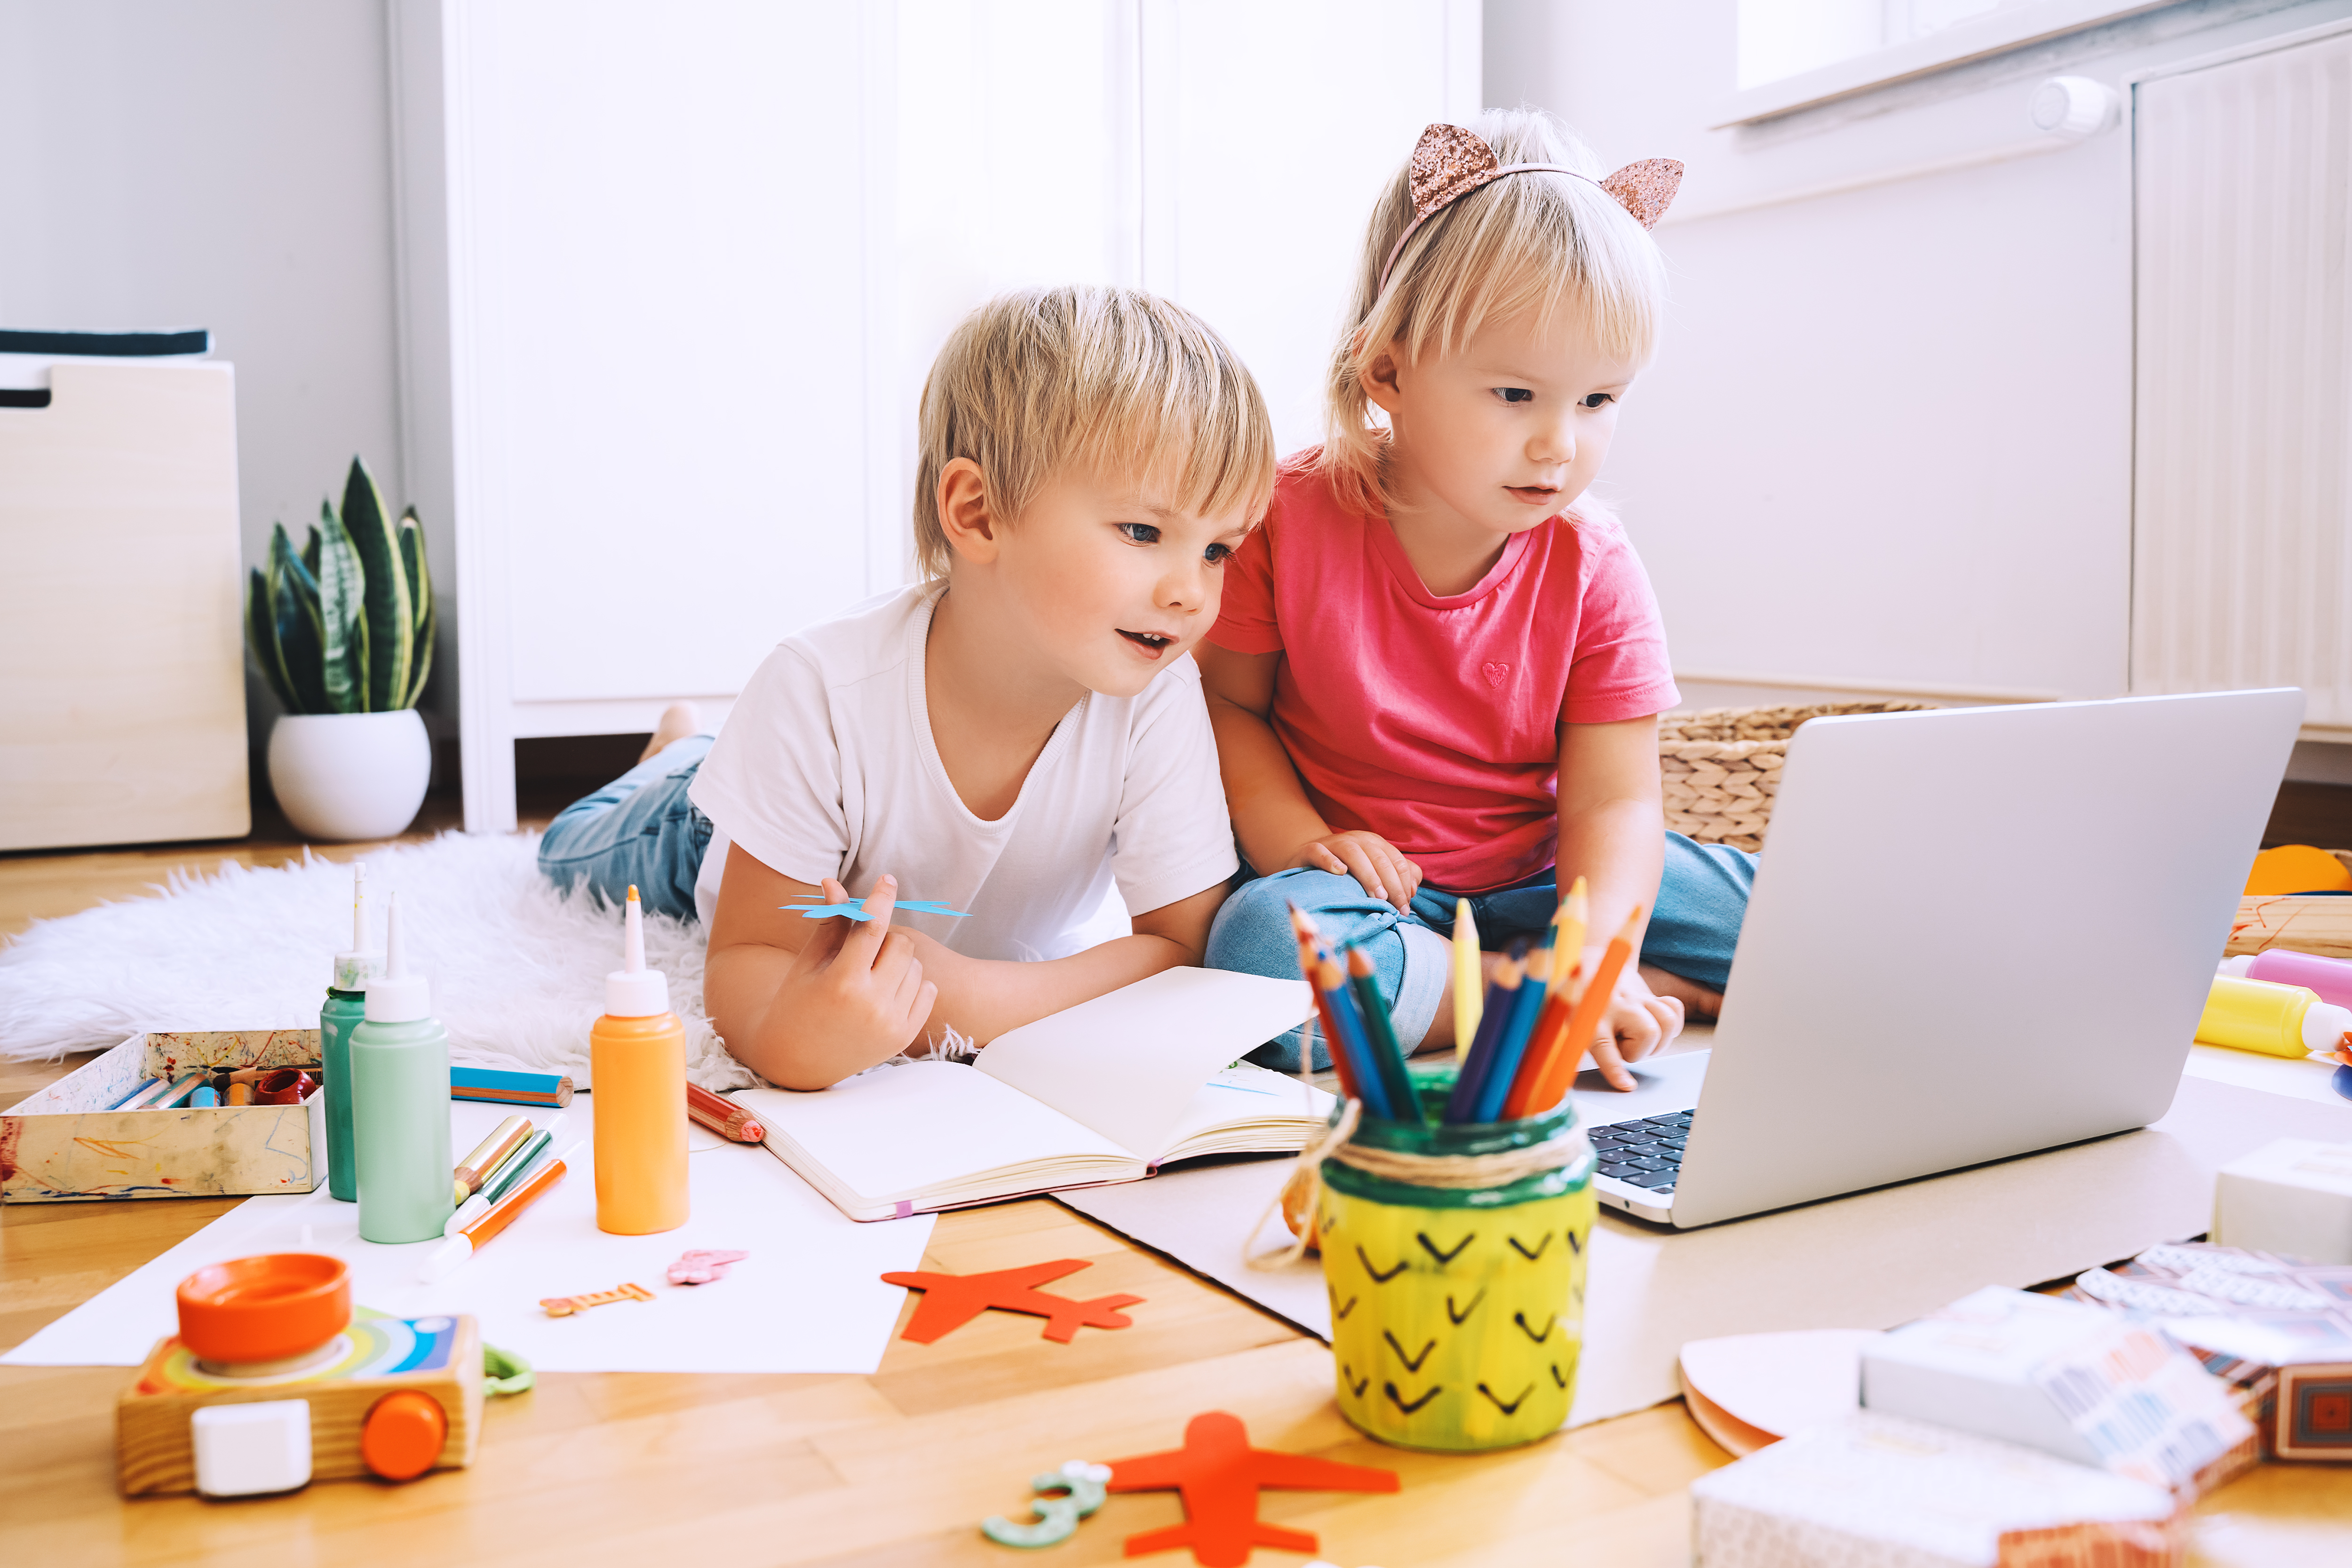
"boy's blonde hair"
914,286,1277,579
1323,108,1669,518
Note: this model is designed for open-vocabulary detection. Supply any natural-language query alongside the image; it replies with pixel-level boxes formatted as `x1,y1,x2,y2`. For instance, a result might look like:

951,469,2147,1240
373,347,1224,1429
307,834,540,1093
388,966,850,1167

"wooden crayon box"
0,1029,326,1203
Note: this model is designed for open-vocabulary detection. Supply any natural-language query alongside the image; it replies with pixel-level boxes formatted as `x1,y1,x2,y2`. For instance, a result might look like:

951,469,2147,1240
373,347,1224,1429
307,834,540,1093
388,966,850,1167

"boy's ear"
936,458,1001,566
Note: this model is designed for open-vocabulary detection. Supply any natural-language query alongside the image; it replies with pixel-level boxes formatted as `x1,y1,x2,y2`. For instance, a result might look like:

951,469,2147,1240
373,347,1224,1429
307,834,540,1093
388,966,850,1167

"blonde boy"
540,287,1274,1089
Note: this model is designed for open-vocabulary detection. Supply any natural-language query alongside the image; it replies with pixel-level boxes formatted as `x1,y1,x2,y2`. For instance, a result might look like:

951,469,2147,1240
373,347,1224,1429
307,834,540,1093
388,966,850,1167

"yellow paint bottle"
2196,975,2352,1059
590,886,689,1234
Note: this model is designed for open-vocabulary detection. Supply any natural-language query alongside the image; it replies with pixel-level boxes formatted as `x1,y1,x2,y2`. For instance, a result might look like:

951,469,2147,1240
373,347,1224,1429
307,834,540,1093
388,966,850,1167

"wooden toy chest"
0,1029,326,1203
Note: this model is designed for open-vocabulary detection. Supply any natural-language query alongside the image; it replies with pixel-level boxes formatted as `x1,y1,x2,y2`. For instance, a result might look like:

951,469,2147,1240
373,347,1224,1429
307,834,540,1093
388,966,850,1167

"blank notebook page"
746,1062,1130,1200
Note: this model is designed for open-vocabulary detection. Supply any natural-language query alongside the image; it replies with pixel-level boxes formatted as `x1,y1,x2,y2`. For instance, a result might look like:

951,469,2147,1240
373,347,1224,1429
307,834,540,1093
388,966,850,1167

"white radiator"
2130,22,2352,737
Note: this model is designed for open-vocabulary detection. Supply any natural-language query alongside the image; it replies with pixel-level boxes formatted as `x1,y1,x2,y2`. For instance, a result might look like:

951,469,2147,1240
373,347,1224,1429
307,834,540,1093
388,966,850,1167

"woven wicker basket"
1658,702,1935,852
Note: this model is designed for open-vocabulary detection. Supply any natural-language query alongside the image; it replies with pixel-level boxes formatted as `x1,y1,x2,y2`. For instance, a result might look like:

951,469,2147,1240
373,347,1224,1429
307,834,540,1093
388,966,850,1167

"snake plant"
246,458,434,713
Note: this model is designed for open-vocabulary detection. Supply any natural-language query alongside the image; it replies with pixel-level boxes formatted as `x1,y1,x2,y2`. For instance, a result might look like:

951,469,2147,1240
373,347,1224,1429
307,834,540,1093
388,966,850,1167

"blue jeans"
1204,831,1757,1071
536,735,715,920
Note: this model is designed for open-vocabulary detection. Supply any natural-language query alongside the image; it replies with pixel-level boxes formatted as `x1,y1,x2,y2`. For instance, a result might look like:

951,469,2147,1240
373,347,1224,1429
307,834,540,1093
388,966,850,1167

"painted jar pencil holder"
1317,1062,1596,1452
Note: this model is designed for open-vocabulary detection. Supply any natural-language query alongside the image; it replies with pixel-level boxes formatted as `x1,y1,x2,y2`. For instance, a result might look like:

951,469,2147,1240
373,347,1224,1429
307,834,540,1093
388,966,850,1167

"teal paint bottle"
323,863,381,1202
351,892,453,1242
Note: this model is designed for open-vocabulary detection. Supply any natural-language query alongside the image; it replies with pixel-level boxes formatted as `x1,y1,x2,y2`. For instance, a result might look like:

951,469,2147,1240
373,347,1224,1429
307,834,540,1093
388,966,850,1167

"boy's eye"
1203,543,1232,565
1493,387,1535,405
1580,391,1617,409
1116,522,1161,545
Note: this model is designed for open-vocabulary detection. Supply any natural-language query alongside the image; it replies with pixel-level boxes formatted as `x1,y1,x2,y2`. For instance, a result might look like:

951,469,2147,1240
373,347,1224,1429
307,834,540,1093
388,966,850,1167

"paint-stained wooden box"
0,1030,326,1203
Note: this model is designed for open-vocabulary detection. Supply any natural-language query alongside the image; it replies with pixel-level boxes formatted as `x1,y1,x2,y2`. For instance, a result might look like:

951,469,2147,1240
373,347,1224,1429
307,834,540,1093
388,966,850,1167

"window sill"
1720,0,2171,126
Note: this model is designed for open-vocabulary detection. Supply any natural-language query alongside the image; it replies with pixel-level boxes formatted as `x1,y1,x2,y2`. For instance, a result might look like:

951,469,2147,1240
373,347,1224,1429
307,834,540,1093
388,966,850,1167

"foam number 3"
980,1461,1111,1549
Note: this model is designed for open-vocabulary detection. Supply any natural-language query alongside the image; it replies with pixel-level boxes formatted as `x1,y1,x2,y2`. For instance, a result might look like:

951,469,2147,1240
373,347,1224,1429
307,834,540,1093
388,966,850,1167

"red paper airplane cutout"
1105,1410,1398,1565
880,1258,1144,1344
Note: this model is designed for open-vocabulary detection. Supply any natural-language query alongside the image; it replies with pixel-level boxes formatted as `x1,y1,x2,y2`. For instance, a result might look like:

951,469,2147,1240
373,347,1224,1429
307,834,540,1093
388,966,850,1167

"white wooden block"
191,1400,312,1497
1860,1285,2253,1495
2213,1138,2352,1264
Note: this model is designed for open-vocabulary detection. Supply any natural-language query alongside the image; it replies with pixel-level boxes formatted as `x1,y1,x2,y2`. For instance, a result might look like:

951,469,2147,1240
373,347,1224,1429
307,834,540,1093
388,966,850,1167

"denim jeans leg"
1203,866,1449,1071
536,735,716,921
1640,831,1758,993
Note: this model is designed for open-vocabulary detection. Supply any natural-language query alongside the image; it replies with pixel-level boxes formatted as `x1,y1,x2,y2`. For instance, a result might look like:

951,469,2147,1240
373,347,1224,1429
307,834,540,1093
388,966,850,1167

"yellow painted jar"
1318,1061,1596,1452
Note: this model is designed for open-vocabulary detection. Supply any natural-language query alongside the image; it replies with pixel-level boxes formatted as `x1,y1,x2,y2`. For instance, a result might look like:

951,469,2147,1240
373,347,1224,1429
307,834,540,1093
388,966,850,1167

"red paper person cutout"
880,1258,1144,1344
1104,1410,1399,1566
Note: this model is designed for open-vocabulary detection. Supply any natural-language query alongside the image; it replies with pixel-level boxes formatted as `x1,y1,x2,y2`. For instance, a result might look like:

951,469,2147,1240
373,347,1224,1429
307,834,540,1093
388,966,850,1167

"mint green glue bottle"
351,893,453,1242
323,862,380,1202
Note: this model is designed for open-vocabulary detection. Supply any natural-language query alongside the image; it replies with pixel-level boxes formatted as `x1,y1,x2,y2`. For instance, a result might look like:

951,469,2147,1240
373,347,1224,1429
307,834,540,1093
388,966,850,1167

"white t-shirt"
688,582,1238,959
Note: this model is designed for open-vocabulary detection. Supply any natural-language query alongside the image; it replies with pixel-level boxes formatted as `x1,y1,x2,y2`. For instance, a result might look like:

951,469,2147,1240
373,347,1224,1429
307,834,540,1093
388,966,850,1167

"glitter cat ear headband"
1377,123,1684,291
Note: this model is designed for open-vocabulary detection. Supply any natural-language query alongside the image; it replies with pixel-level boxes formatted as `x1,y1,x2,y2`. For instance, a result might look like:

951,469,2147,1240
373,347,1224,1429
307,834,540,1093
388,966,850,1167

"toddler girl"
1201,111,1755,1090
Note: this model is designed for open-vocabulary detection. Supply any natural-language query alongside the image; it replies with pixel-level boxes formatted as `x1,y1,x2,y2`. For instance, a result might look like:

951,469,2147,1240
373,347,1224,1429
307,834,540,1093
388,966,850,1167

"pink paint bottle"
2219,950,2352,1011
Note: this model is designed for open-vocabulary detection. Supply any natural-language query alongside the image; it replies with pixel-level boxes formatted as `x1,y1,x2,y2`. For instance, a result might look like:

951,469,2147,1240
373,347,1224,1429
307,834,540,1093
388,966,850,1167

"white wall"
0,1,425,764
1485,0,2352,772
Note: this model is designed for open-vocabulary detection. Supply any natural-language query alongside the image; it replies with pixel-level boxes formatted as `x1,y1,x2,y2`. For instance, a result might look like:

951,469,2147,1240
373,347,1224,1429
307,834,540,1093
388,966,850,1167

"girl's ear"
1361,345,1406,417
936,458,1001,566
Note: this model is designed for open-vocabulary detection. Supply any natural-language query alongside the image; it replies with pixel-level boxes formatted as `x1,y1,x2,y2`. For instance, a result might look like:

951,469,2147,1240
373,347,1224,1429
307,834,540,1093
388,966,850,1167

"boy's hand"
1287,830,1422,909
775,875,938,1064
1586,960,1684,1092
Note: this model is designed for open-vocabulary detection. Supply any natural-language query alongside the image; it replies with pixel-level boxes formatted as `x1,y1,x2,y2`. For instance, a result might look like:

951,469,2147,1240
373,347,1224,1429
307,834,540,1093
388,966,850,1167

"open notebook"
736,968,1329,1220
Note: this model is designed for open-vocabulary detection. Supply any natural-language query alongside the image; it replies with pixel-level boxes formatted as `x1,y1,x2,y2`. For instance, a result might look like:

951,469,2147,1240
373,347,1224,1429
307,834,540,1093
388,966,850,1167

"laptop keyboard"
1589,1110,1693,1194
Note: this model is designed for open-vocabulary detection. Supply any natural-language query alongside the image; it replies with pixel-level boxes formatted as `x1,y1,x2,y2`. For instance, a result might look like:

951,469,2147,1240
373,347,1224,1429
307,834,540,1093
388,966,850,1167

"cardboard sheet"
1057,1073,2352,1427
3,1097,935,1374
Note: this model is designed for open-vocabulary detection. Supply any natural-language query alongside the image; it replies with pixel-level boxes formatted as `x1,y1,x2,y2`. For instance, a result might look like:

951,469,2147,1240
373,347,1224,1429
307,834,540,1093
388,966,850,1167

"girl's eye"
1116,522,1161,545
1203,543,1232,565
1580,391,1617,409
1493,387,1535,405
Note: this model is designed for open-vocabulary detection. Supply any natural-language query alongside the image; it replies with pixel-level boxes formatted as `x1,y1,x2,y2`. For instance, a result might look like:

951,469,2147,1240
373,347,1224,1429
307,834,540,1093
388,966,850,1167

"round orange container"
175,1254,351,1365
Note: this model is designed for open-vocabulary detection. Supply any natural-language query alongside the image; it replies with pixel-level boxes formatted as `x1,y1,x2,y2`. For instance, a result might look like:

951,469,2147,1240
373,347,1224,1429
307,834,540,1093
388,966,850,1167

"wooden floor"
5,806,2352,1564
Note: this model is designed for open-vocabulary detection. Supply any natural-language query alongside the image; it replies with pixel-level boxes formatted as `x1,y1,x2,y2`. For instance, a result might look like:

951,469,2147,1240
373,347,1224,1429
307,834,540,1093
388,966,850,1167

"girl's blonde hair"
914,286,1276,579
1322,108,1669,517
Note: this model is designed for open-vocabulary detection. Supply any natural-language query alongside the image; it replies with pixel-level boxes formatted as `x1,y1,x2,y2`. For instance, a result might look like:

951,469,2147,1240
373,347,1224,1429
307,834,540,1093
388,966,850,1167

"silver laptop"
1577,689,2304,1228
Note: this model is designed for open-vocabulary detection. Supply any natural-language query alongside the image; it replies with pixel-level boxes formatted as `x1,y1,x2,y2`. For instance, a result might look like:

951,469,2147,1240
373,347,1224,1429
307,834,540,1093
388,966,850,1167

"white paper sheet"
1058,1074,2352,1427
3,1097,935,1374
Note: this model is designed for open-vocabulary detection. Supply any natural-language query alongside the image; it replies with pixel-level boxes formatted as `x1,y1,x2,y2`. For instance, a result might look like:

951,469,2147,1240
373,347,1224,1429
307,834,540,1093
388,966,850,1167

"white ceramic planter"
267,710,433,842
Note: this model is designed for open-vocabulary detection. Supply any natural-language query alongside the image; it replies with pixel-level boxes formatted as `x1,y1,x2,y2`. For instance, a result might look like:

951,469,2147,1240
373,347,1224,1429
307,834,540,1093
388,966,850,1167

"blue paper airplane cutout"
784,897,971,922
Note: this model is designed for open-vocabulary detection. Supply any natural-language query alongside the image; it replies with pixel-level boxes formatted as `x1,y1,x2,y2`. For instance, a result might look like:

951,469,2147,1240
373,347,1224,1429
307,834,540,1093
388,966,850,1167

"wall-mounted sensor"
2031,76,2122,139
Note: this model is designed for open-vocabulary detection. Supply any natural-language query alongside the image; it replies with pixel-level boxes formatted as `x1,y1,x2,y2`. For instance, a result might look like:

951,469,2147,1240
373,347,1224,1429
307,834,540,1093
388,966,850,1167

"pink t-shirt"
1208,451,1680,893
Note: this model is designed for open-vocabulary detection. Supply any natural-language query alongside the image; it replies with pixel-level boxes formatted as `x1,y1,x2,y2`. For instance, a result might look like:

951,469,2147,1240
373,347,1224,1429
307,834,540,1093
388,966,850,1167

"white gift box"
2213,1138,2352,1265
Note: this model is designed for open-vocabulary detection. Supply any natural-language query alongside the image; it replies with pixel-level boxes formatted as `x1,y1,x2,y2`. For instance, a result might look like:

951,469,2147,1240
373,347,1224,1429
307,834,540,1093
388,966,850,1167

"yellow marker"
1452,899,1482,1062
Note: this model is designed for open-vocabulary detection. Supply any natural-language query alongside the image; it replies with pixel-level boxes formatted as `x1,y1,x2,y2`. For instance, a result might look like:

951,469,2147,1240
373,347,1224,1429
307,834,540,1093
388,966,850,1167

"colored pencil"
453,1115,533,1205
450,1066,574,1108
1311,945,1395,1120
1345,945,1426,1124
483,1129,553,1205
1443,945,1526,1123
687,1082,767,1144
1519,906,1645,1114
1471,939,1556,1123
1452,898,1483,1064
1288,905,1363,1100
1501,880,1588,1118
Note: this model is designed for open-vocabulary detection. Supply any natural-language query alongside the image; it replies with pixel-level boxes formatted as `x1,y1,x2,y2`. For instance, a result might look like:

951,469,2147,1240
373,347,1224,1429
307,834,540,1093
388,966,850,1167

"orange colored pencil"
1289,906,1359,1098
1500,880,1587,1119
1517,906,1643,1115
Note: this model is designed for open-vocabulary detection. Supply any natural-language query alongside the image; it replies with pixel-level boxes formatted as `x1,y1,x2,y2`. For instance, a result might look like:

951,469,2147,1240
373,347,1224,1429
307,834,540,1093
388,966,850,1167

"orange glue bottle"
591,886,688,1234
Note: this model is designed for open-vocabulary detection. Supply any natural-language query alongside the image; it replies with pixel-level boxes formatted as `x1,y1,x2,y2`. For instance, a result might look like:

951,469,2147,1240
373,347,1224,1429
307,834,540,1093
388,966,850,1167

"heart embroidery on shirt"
1481,661,1510,689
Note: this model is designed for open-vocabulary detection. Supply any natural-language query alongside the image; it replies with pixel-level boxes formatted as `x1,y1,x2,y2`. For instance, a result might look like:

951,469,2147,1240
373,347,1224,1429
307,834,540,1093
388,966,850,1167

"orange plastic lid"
175,1253,351,1365
362,1390,448,1481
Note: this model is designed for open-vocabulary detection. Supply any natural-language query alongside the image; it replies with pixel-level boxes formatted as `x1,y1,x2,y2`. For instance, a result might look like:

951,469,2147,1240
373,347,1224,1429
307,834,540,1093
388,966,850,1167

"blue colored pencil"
1346,945,1427,1125
1313,946,1395,1121
1472,940,1557,1122
1443,945,1527,1124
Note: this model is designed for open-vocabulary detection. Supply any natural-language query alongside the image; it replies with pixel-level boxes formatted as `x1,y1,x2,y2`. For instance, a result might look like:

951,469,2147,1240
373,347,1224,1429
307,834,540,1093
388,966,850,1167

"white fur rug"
0,832,757,1090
